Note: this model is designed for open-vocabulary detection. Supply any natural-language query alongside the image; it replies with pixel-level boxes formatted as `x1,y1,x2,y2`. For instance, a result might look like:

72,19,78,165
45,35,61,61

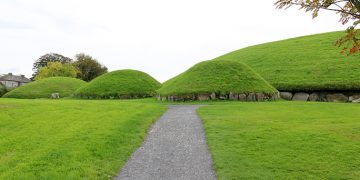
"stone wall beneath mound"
280,91,360,103
157,92,280,102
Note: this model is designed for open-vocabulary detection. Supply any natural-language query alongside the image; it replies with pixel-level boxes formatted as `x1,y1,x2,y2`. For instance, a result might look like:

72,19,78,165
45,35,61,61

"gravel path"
116,105,216,180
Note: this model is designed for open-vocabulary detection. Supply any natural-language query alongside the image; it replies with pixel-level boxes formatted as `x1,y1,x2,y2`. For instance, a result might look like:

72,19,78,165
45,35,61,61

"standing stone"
161,96,167,101
271,93,280,101
256,93,265,101
308,93,320,101
292,93,309,101
238,94,247,101
326,93,348,102
318,92,328,102
280,92,293,100
349,94,360,101
219,94,228,100
246,93,256,101
183,95,193,101
210,93,216,100
197,94,210,101
51,93,60,99
229,92,239,100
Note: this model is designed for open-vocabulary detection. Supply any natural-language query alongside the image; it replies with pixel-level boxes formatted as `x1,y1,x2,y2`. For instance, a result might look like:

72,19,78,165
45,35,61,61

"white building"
0,73,31,89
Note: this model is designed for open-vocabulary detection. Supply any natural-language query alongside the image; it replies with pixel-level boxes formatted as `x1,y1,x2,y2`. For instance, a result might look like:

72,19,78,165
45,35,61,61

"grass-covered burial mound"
75,69,161,99
157,60,279,101
3,77,86,99
216,31,360,91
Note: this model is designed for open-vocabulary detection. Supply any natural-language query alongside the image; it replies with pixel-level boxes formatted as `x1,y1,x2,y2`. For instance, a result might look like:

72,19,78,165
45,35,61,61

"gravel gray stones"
116,105,216,180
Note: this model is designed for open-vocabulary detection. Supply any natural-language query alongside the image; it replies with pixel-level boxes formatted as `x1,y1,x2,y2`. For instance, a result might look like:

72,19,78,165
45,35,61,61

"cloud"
0,20,32,29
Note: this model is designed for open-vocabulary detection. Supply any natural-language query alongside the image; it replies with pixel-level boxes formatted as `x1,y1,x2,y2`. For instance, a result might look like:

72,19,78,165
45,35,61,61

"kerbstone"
280,92,292,100
292,93,309,101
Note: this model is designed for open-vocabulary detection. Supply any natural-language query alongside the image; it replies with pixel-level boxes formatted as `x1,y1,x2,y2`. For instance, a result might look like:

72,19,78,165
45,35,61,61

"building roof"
0,73,31,83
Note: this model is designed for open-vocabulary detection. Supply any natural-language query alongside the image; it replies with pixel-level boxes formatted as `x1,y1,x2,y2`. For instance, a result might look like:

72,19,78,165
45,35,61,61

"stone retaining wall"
157,92,280,102
280,91,360,103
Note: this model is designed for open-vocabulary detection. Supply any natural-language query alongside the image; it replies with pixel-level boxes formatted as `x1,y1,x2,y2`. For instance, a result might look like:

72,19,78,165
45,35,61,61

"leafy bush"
35,62,78,80
73,53,108,82
32,53,73,80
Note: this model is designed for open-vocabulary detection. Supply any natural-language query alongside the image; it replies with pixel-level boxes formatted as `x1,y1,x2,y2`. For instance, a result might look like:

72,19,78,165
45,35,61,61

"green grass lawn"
0,99,166,179
198,102,360,179
216,31,360,91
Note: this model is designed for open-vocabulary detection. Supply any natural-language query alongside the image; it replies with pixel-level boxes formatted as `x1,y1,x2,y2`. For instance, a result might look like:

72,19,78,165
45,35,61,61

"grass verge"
0,99,166,179
198,101,360,179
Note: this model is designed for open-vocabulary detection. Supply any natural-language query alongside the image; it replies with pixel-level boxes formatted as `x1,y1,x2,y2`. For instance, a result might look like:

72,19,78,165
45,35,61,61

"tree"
35,62,78,80
32,53,73,80
275,0,360,55
73,53,108,82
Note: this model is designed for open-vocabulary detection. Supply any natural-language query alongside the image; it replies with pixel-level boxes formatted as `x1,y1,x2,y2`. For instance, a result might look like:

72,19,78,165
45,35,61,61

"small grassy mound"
216,31,360,91
75,69,161,99
3,77,86,99
158,60,278,97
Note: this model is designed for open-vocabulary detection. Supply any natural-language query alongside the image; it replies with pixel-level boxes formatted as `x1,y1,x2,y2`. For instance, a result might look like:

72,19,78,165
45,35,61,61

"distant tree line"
32,53,108,81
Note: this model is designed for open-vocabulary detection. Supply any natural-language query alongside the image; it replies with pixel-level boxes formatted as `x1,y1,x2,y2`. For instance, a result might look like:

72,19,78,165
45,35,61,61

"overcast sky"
0,0,347,82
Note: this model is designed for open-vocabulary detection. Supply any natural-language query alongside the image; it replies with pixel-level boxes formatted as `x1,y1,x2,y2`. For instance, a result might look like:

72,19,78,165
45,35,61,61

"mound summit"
157,60,279,101
216,31,360,91
3,77,86,99
75,69,161,99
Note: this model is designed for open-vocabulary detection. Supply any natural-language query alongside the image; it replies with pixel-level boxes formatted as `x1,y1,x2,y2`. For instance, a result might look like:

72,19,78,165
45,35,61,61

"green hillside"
3,77,86,99
75,69,161,99
216,31,360,91
0,83,6,97
158,60,278,96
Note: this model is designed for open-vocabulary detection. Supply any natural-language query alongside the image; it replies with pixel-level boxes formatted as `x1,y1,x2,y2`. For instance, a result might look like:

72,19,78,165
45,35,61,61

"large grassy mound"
216,31,360,91
75,69,161,99
3,77,86,99
158,60,278,97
